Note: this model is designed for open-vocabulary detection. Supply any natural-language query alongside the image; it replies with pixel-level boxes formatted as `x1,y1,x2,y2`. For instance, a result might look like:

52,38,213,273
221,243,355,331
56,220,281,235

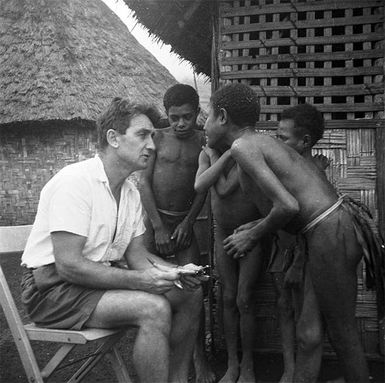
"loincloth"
157,208,190,217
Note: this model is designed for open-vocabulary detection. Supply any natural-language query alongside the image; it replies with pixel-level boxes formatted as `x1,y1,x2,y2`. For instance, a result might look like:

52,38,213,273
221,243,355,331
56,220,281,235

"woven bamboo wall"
218,0,384,121
214,0,385,357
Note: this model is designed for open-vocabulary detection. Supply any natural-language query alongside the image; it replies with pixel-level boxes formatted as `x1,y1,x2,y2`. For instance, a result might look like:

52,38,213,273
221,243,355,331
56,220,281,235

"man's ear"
303,134,312,149
106,129,119,148
219,107,228,125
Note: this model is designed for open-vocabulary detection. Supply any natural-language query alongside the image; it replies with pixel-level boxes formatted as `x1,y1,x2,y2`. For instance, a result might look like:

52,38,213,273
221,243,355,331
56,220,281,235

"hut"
0,0,177,226
124,0,385,358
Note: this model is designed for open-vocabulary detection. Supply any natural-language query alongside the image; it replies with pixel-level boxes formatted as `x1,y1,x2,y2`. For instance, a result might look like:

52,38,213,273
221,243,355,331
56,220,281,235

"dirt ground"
1,253,384,383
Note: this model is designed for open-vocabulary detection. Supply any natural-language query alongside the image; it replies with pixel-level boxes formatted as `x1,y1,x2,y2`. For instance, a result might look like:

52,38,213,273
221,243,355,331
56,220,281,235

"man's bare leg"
166,286,203,383
307,213,370,383
272,274,295,383
237,241,265,383
85,290,172,383
293,269,323,383
216,226,241,383
176,236,216,383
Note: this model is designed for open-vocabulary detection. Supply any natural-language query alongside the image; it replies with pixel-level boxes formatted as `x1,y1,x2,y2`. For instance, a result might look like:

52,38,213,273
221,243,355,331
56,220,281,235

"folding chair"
0,225,133,383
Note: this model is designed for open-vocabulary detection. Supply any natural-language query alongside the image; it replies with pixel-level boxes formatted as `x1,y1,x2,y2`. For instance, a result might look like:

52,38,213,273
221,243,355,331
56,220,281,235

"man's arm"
138,148,174,255
223,139,299,258
52,231,179,294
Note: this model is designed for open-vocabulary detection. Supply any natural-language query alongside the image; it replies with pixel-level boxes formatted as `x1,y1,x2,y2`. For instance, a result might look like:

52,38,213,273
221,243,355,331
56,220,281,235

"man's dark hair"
280,103,324,146
97,97,161,150
210,83,260,127
163,84,199,113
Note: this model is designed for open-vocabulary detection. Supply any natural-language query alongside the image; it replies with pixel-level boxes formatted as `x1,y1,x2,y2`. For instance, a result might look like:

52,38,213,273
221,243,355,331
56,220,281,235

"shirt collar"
93,154,135,191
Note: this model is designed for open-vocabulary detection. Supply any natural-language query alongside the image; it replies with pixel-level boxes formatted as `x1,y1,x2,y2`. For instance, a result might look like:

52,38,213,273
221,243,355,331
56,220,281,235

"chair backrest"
0,225,32,253
0,225,43,382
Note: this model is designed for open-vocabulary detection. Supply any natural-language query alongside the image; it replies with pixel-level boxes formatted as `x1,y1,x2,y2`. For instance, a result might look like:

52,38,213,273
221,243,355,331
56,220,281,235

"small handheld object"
147,258,184,289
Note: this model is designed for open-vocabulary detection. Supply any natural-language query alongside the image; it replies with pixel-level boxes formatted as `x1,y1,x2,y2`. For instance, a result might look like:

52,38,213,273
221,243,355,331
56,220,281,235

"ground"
1,253,383,382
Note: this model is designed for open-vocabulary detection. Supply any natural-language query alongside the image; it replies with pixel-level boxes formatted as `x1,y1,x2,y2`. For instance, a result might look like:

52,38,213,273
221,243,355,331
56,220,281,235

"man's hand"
154,225,174,256
223,229,258,259
171,219,193,250
149,261,207,290
139,267,181,294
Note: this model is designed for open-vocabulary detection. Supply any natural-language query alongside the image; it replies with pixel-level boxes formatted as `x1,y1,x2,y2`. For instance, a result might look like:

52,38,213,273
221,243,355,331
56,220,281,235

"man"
195,144,266,383
21,97,206,383
139,84,215,383
204,83,371,383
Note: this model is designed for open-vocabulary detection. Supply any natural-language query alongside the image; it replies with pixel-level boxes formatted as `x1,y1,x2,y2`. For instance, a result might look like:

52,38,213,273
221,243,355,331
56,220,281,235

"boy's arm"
214,163,239,197
194,148,232,193
138,149,174,256
223,139,299,258
172,188,207,250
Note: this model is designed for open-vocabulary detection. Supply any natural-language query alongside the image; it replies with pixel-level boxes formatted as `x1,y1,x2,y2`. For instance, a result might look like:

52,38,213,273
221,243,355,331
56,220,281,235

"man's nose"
147,136,156,151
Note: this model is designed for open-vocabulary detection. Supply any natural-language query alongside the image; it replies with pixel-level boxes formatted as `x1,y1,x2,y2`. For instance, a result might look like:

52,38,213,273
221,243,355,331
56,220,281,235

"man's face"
276,119,305,154
116,114,155,171
168,103,198,138
204,106,223,148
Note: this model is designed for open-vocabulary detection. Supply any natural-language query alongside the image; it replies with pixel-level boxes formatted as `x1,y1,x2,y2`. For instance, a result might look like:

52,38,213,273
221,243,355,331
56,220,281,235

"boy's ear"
303,134,312,149
219,107,228,125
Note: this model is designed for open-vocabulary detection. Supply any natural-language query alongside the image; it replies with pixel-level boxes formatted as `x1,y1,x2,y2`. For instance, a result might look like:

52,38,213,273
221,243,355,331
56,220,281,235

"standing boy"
195,144,266,382
204,83,372,383
139,84,215,383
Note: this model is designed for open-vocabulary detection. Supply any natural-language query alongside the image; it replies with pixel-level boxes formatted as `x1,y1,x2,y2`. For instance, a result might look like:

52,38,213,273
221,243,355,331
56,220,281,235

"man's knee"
141,295,172,331
296,321,323,352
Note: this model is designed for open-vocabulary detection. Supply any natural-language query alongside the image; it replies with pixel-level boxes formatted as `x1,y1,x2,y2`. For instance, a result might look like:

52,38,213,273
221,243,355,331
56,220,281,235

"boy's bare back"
233,132,338,233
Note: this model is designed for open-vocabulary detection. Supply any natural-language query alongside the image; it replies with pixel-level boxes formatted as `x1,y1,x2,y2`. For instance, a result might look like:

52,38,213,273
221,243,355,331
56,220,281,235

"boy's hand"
154,225,174,256
171,219,193,250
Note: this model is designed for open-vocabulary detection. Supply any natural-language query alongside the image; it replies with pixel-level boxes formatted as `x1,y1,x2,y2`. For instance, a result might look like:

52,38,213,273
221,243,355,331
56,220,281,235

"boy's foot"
218,365,239,383
279,371,294,383
193,351,216,383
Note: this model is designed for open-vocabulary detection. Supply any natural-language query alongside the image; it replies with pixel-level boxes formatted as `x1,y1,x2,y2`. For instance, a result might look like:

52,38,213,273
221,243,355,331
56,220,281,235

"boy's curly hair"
211,83,260,127
97,97,161,150
280,103,324,146
163,84,199,113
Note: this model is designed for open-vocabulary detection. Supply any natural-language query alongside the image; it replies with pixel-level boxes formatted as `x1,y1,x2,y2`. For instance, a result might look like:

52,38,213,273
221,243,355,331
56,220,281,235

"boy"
195,143,267,382
139,84,215,383
205,83,373,383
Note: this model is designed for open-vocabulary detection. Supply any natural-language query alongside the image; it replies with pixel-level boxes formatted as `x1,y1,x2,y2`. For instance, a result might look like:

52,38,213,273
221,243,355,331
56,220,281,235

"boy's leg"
237,240,265,383
166,284,203,383
307,211,370,383
176,234,216,383
215,225,241,383
85,290,172,383
272,273,296,383
293,269,323,383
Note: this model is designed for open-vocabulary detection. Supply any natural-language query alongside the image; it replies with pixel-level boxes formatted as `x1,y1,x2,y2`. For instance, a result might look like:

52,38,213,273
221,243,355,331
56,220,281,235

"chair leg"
41,344,75,379
108,345,133,383
67,334,121,383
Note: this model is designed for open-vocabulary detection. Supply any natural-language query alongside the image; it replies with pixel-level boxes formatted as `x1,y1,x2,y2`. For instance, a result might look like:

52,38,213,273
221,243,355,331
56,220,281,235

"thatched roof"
0,0,177,126
122,0,212,76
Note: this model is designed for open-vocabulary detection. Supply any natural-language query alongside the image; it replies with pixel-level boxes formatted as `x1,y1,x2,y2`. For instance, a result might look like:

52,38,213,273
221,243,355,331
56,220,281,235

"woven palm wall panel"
214,0,384,356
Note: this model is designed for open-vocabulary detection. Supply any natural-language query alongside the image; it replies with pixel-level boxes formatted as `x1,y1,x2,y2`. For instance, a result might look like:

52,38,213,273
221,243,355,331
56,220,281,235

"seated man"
21,97,207,383
204,83,373,383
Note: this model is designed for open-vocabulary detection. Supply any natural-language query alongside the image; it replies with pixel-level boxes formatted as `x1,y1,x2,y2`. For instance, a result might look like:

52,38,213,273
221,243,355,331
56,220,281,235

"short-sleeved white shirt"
22,155,146,268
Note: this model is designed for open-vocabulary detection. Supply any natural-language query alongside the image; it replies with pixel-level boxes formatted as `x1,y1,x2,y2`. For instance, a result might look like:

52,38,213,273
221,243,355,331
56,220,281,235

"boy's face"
168,103,198,138
204,105,224,149
276,119,306,154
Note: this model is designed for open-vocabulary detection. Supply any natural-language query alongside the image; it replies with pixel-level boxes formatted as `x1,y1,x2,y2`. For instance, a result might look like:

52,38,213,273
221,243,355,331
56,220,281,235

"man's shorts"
21,264,105,330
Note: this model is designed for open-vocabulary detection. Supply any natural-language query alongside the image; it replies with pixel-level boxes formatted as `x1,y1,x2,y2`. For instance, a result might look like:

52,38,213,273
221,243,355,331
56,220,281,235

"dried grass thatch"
0,0,177,126
122,0,212,76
